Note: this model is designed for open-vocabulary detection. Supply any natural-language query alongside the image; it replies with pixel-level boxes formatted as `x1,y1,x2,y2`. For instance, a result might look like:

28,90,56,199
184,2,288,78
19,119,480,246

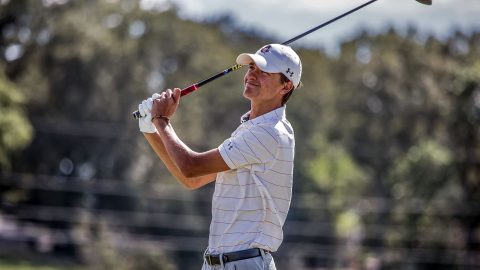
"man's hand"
151,88,181,120
138,93,161,133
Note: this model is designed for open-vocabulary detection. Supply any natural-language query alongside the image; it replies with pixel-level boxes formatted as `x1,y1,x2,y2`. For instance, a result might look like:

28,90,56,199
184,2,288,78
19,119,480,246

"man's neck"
249,101,282,120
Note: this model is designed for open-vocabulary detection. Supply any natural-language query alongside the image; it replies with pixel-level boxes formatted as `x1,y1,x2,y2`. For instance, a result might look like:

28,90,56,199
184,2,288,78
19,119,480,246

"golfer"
138,44,302,269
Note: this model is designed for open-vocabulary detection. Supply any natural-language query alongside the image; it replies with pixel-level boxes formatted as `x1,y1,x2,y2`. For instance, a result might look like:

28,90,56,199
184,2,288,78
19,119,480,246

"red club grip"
181,84,199,96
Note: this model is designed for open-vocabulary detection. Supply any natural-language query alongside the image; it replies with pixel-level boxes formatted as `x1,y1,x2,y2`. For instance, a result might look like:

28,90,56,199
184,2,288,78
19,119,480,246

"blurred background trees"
0,0,479,269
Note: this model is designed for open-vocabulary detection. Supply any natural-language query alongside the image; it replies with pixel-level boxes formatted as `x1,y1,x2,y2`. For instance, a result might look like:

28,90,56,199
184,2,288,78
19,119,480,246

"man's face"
243,62,287,104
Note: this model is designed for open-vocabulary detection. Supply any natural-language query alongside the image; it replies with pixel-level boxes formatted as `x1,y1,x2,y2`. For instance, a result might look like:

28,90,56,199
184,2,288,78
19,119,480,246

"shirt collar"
240,106,286,125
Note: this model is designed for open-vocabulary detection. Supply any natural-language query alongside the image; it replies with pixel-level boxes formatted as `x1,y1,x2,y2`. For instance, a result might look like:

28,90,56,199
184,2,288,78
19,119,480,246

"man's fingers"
165,89,173,99
138,102,146,117
173,88,181,104
152,89,178,101
146,97,153,111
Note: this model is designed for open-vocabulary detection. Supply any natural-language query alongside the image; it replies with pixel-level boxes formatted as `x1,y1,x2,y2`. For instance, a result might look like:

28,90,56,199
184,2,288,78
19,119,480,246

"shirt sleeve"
218,125,279,170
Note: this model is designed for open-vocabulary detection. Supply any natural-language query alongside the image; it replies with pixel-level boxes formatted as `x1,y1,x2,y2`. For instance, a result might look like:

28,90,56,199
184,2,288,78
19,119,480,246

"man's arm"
143,131,222,190
151,118,230,178
145,88,230,187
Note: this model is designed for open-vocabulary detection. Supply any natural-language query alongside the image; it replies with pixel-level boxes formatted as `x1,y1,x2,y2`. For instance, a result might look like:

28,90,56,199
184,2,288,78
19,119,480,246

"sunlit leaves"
0,67,33,169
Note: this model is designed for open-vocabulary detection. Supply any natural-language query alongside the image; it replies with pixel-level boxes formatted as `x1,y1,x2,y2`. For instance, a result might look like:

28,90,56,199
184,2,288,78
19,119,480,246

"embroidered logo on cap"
260,45,272,53
286,68,294,77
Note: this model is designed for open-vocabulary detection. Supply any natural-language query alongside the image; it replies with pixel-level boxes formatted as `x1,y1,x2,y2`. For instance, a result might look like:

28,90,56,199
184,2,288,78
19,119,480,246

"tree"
0,65,33,169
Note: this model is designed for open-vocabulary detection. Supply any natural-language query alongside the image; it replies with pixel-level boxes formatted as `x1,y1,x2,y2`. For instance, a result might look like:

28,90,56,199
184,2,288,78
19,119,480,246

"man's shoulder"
258,117,294,137
247,120,294,146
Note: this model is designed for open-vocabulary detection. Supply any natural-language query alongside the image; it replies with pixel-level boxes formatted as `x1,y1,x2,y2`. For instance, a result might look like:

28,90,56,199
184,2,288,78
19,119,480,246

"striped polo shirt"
210,106,294,254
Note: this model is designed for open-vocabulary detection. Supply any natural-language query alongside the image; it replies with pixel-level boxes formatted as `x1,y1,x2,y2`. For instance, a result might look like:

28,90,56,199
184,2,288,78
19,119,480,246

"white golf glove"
138,93,161,133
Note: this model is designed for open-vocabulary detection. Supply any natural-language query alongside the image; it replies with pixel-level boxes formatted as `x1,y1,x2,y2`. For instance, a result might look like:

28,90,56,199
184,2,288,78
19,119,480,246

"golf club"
133,0,431,119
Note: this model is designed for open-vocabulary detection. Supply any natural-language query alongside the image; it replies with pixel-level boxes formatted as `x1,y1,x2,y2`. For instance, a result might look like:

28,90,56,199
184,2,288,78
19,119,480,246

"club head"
416,0,432,5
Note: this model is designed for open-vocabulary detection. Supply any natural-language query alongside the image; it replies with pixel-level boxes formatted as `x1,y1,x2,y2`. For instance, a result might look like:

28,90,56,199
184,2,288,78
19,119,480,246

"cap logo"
286,68,294,77
260,45,272,53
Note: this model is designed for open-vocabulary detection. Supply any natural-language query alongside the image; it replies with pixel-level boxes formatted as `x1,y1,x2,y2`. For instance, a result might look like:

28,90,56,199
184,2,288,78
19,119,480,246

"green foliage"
386,141,455,240
83,228,176,270
389,140,452,199
306,136,368,210
0,67,33,169
336,210,363,239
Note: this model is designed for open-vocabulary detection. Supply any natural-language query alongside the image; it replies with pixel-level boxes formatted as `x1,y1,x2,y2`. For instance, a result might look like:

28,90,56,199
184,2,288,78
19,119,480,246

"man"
137,44,302,269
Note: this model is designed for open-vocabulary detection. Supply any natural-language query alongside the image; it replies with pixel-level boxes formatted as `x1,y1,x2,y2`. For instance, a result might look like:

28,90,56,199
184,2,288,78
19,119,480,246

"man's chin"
243,88,255,100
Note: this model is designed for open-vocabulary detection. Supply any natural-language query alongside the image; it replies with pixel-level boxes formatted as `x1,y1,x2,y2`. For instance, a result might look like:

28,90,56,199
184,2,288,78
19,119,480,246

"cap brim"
236,53,280,73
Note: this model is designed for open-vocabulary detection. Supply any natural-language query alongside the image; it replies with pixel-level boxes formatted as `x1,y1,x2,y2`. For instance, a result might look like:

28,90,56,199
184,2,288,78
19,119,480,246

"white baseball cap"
236,44,302,88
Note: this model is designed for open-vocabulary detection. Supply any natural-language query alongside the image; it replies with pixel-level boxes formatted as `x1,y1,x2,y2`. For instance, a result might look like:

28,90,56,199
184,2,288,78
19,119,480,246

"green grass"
0,259,84,270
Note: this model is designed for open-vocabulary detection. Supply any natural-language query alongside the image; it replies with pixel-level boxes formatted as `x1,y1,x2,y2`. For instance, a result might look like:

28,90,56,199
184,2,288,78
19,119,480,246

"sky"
145,0,480,54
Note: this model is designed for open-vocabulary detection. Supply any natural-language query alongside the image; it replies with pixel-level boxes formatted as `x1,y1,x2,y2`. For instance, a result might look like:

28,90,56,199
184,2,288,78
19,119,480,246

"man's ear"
280,81,294,95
